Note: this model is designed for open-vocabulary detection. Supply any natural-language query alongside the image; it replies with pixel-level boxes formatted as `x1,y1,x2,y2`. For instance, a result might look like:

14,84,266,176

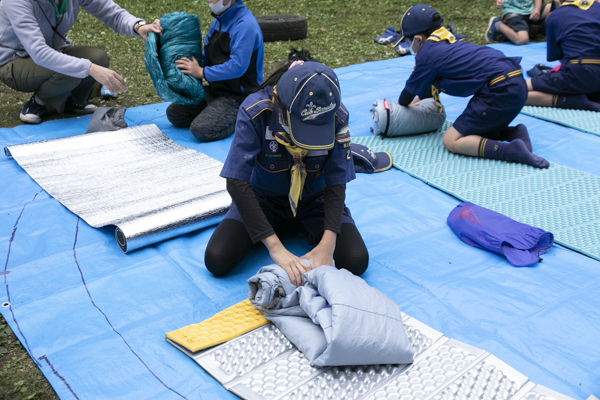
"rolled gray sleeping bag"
370,97,446,137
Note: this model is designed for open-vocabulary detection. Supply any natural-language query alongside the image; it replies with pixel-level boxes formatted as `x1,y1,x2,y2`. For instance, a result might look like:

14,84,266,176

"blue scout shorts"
531,60,600,97
224,192,355,245
453,72,527,139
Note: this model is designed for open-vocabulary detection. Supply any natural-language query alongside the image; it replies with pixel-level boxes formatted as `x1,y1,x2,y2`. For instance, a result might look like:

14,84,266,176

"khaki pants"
0,46,109,113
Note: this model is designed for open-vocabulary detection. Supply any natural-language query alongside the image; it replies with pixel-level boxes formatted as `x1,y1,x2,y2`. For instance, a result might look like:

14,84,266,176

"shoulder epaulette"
244,97,273,120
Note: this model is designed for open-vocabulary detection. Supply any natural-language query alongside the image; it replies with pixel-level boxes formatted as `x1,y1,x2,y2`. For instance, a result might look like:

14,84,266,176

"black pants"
205,219,369,277
166,95,241,142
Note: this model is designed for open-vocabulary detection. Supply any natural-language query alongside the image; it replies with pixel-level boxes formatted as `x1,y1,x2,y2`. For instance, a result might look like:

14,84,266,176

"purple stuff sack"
447,202,554,267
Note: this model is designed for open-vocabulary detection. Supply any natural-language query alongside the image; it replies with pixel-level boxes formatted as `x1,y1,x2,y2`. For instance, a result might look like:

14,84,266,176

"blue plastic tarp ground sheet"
0,42,598,400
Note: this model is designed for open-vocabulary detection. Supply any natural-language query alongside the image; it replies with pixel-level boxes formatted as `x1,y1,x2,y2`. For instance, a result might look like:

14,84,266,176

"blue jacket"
203,0,264,100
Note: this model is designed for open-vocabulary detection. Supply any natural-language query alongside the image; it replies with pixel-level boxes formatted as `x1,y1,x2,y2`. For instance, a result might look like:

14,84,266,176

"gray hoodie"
0,0,143,78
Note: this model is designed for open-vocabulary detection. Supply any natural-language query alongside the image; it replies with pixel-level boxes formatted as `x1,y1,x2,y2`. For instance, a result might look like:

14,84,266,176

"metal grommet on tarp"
2,302,9,308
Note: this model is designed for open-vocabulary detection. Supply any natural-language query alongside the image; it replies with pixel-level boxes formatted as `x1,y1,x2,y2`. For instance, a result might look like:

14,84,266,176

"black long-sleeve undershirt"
226,178,346,244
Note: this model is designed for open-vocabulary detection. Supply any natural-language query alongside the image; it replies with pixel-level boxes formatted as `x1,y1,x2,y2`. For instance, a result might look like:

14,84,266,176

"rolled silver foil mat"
5,124,231,253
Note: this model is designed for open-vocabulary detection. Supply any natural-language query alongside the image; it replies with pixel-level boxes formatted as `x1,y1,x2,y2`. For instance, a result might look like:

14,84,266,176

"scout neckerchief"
48,0,68,24
425,28,454,113
426,27,457,43
273,131,308,217
562,0,594,10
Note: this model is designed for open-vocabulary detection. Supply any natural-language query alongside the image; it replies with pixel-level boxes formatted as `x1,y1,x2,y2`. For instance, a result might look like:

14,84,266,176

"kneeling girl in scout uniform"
205,58,369,285
397,4,549,169
525,0,600,111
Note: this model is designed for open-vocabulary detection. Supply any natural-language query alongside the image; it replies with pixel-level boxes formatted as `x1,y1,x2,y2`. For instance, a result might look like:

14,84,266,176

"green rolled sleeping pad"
144,11,205,105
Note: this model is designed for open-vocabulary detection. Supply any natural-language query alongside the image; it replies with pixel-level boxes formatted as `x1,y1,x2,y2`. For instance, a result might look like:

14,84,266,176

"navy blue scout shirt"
221,87,355,198
202,0,264,100
545,1,600,62
404,40,522,99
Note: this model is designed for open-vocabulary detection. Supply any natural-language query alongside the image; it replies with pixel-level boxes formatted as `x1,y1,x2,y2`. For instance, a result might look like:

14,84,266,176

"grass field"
1,0,507,398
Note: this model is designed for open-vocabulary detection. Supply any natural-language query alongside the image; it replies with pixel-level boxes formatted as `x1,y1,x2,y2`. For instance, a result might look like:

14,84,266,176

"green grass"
0,0,502,398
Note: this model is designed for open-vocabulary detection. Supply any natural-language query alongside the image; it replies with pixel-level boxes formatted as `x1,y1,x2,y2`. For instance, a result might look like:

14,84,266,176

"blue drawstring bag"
448,202,554,267
144,11,206,105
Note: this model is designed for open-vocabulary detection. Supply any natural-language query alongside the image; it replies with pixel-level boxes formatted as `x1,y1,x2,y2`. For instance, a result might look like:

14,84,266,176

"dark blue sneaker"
375,26,402,45
395,41,410,56
65,95,97,115
447,24,466,41
19,95,46,124
486,17,502,42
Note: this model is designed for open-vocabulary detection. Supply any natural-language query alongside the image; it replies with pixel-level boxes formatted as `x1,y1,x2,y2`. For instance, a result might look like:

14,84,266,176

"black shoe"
20,95,47,124
65,95,97,115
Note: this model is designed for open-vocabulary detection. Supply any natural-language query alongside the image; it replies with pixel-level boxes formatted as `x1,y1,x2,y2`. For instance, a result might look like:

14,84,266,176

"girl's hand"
263,235,311,286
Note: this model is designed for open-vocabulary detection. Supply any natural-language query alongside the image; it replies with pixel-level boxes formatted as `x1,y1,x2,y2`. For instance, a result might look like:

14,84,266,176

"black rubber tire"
255,14,308,42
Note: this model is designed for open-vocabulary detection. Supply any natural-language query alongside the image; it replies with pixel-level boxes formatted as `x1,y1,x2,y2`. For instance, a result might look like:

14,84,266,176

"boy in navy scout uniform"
397,4,549,169
205,59,369,285
526,0,600,111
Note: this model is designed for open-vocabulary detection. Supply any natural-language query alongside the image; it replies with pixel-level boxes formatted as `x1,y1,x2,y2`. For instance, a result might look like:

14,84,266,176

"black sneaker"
20,95,47,124
65,95,97,115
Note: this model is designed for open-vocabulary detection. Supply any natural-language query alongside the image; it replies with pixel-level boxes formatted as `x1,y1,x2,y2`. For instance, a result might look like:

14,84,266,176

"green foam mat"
353,121,600,262
521,106,600,136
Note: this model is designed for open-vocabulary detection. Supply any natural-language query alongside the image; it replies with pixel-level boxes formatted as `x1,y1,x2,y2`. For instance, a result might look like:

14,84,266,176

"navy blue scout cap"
351,144,393,173
399,4,443,39
277,61,341,150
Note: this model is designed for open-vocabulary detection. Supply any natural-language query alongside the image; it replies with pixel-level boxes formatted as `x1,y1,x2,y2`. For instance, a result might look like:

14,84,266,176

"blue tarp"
0,42,598,400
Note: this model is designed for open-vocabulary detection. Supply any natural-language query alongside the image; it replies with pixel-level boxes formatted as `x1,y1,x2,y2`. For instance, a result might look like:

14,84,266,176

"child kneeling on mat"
397,4,549,169
525,0,600,112
204,51,369,285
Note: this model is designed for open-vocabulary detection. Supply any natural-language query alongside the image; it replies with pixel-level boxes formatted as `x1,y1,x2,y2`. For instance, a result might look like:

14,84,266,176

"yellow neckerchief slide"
274,131,308,217
426,27,457,43
562,0,594,10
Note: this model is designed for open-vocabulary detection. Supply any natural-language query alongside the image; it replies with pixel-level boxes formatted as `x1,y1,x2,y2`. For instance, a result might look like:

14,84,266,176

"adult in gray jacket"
0,0,162,124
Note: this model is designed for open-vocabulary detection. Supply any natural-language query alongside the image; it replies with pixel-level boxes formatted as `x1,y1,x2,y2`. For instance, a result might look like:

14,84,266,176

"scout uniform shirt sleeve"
323,103,355,187
220,103,265,181
545,13,563,62
403,48,438,99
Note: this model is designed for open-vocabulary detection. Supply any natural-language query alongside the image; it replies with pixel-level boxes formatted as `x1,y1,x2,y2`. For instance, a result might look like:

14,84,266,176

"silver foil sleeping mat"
175,315,576,400
5,124,231,252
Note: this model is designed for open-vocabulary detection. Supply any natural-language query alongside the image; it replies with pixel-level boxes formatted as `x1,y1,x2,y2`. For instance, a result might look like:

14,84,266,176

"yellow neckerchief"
426,27,457,43
273,131,308,217
562,0,594,10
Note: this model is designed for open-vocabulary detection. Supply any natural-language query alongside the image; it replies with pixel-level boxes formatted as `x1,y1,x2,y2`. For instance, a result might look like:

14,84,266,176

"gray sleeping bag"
370,97,446,137
247,263,415,367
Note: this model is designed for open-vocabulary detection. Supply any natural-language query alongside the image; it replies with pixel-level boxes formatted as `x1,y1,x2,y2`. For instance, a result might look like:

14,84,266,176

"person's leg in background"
166,101,208,128
62,46,109,112
0,46,110,123
189,96,242,142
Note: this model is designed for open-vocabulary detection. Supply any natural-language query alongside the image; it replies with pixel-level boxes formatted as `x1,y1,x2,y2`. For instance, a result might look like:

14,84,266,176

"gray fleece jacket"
0,0,143,78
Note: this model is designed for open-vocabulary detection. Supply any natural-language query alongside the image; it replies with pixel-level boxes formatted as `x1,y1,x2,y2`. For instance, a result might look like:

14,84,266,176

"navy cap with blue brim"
351,144,393,173
277,61,341,150
398,4,443,40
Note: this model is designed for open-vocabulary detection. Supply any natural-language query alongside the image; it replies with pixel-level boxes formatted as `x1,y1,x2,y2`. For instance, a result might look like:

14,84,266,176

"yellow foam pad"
166,299,268,353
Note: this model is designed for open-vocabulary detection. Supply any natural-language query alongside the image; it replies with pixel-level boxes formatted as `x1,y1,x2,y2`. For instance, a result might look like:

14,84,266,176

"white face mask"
208,0,233,15
408,36,421,56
